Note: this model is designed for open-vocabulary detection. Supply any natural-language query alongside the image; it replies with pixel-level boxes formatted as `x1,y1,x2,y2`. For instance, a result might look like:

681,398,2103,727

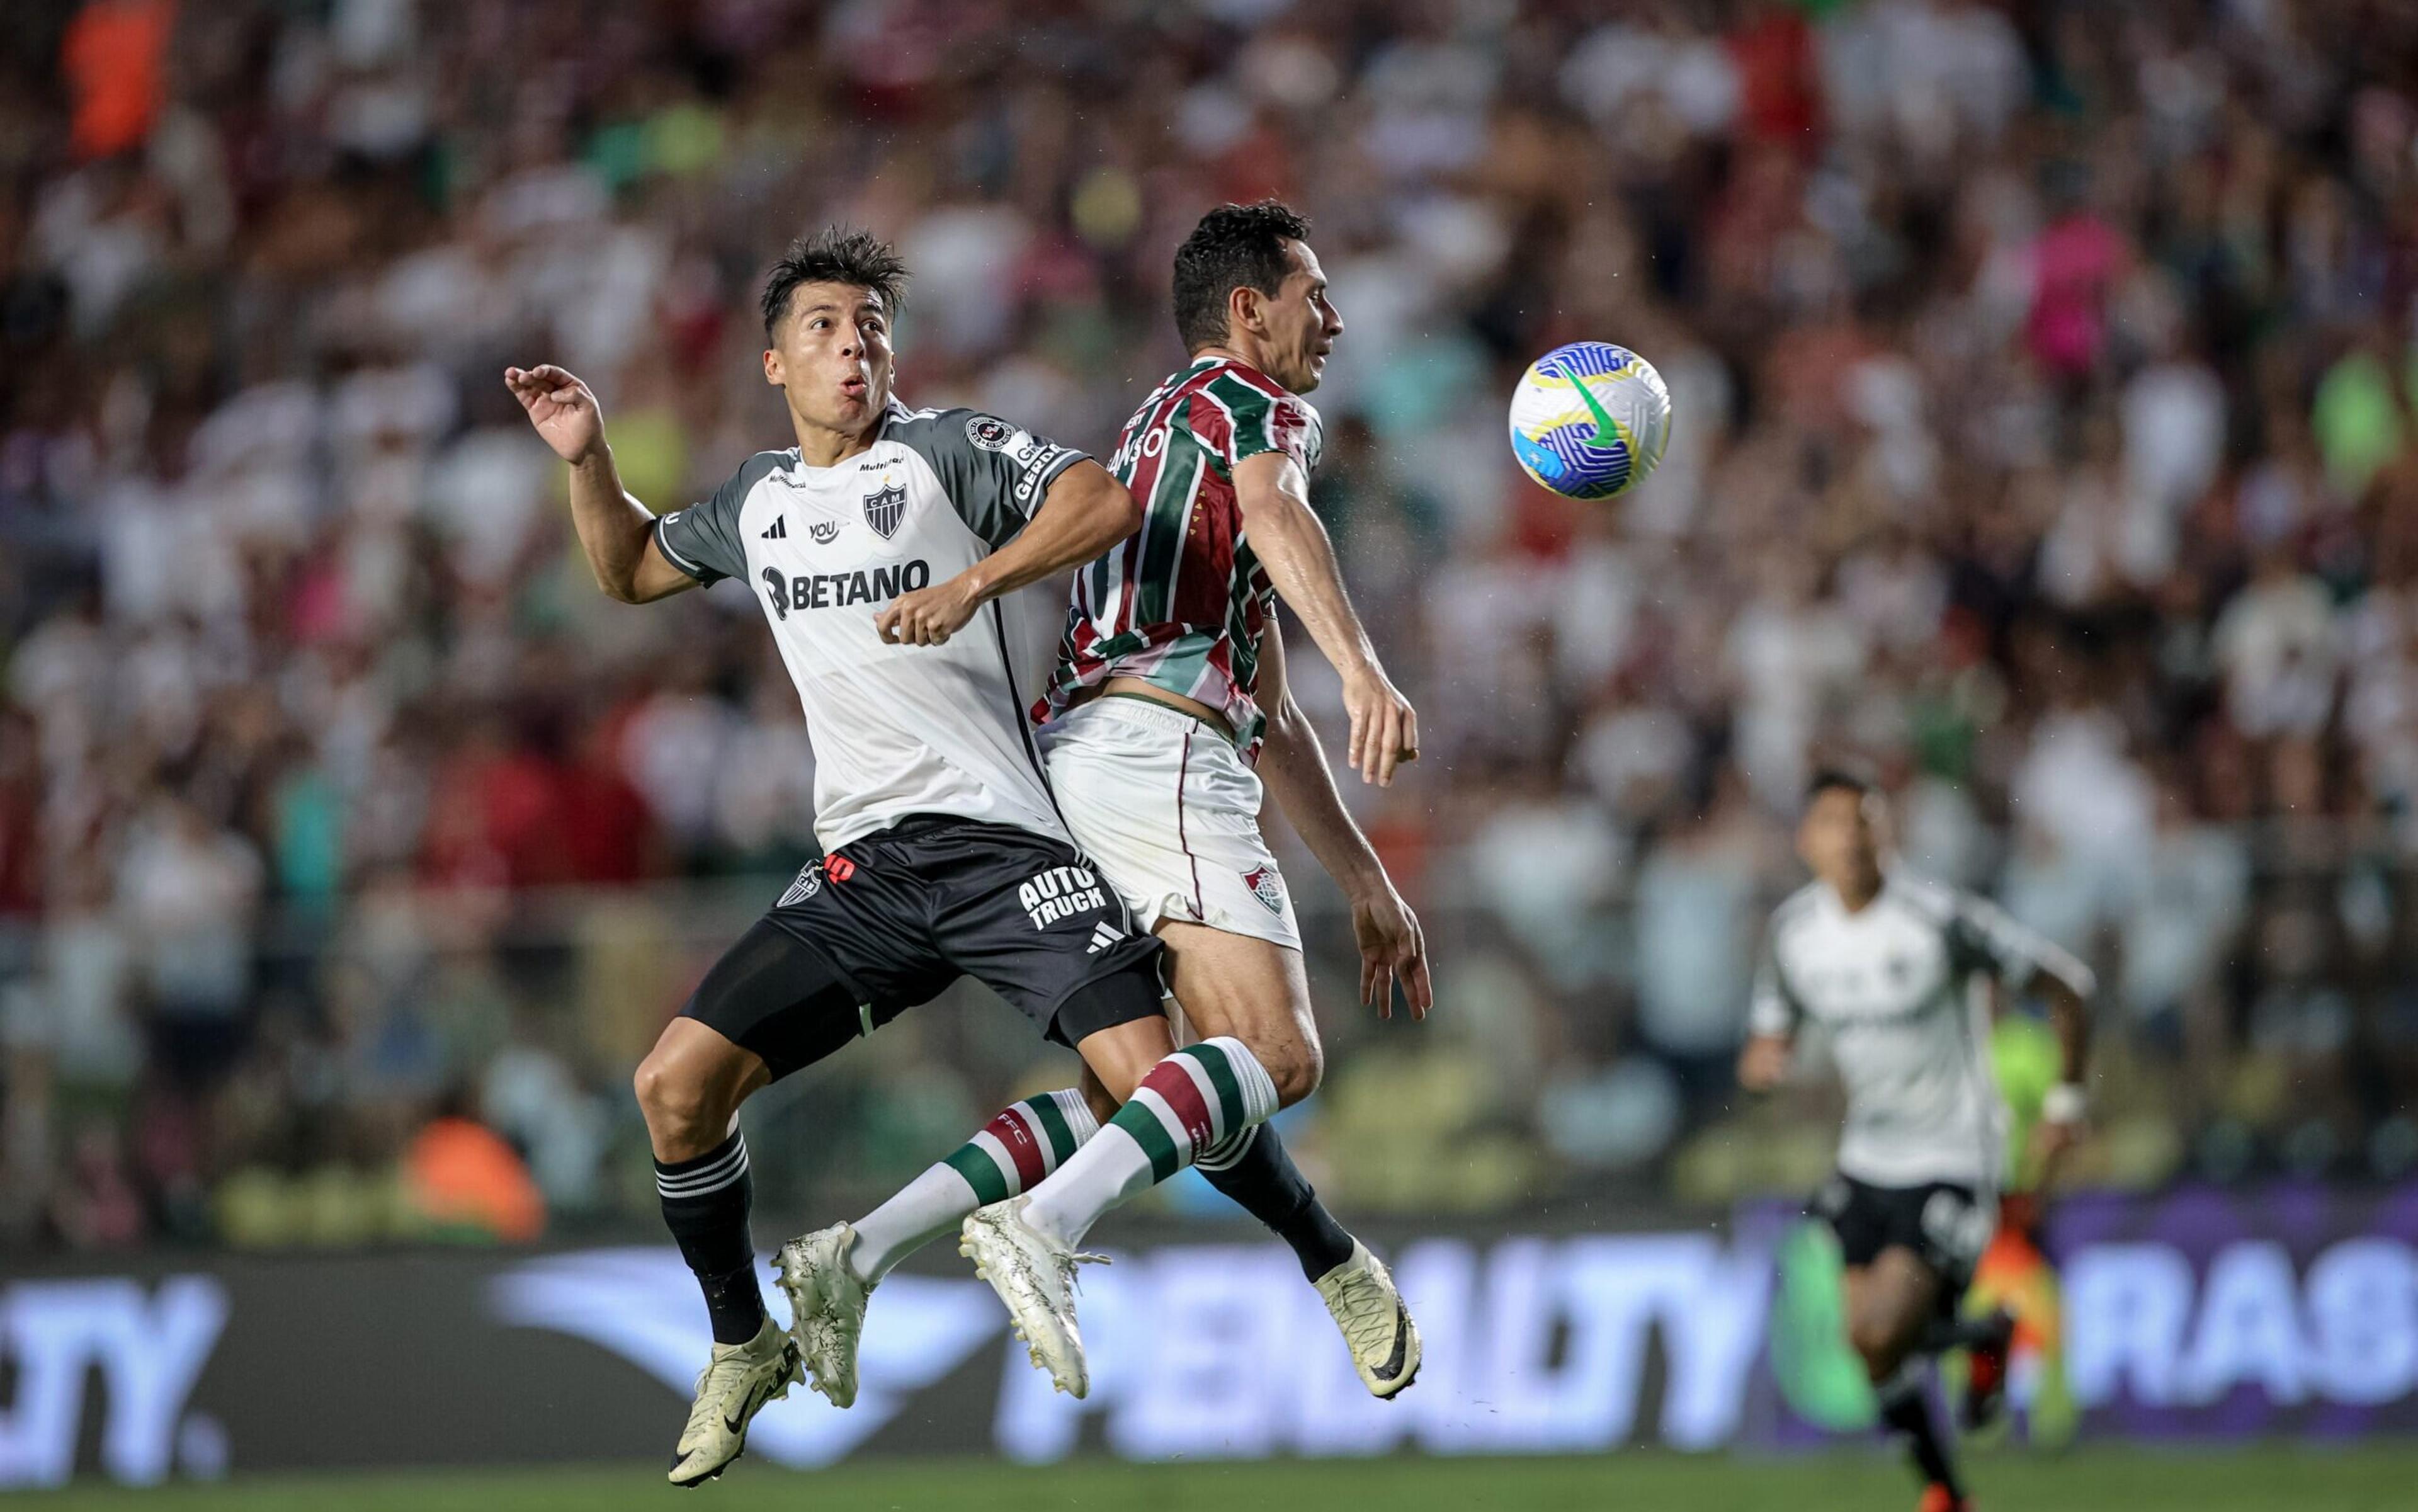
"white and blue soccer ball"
1508,341,1672,501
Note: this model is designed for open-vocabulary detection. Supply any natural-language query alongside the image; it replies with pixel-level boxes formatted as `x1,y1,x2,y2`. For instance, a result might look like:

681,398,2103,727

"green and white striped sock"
848,1089,1098,1283
1021,1037,1280,1249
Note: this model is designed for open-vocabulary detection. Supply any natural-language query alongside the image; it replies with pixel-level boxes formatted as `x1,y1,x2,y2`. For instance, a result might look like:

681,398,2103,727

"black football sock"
1920,1307,2012,1356
656,1130,766,1345
1876,1370,1963,1498
1199,1124,1358,1282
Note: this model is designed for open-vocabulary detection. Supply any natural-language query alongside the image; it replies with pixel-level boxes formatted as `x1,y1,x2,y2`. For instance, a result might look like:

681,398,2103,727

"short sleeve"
654,452,780,586
892,407,1088,550
1948,890,2097,998
1747,933,1803,1039
1220,385,1323,476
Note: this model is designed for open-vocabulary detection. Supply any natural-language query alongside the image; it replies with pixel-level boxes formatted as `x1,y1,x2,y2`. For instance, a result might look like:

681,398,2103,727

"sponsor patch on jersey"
777,860,824,908
1242,864,1285,914
809,520,840,544
965,414,1016,451
863,481,906,539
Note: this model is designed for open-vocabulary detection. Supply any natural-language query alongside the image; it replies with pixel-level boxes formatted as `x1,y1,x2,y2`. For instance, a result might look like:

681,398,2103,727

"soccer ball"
1508,341,1672,501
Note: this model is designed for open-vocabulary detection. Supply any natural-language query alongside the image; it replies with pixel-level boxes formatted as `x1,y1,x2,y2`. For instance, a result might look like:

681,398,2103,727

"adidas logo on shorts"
1086,921,1121,955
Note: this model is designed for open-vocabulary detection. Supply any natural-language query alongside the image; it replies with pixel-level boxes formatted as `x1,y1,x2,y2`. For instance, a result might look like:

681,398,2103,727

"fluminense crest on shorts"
862,480,907,540
1242,864,1285,914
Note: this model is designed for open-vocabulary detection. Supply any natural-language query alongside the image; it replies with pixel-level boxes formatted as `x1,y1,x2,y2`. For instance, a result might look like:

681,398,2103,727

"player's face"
763,282,895,436
1799,787,1885,894
1257,240,1344,393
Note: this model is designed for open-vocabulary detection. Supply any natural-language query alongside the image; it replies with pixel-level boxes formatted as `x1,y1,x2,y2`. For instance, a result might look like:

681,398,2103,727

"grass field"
13,1447,2416,1512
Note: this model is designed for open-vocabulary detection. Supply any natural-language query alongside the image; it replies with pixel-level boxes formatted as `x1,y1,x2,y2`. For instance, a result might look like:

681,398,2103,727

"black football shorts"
679,815,1166,1080
1813,1173,1995,1300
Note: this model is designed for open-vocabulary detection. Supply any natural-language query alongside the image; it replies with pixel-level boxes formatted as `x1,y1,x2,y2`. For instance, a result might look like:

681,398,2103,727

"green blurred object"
1991,1010,2063,1192
30,1447,2418,1512
645,103,727,178
2312,347,2409,500
1765,1217,1877,1430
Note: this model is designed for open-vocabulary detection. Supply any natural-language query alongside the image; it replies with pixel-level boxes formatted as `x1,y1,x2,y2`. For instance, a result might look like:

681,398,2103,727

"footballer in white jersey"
1739,769,2093,1512
508,227,1183,1486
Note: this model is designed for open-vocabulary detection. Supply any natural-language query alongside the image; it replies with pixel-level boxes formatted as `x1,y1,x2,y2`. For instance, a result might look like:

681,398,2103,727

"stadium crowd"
4,0,2418,1249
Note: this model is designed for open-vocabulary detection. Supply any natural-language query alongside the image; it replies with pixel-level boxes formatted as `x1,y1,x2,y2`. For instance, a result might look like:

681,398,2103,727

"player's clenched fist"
505,365,606,464
875,572,982,646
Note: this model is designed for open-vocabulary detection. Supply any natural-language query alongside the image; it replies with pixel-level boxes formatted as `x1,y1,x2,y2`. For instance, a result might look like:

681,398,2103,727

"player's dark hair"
1172,199,1312,354
1805,766,1877,805
761,227,909,343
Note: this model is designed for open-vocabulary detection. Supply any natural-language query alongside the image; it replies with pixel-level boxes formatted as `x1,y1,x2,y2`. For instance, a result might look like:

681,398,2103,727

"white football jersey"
652,401,1086,852
1749,871,2092,1188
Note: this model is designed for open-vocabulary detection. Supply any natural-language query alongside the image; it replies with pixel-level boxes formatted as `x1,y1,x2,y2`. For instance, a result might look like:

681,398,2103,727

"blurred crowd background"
4,0,2418,1252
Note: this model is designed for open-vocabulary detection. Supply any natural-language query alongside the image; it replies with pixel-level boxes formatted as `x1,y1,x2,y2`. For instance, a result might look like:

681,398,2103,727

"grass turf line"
11,1447,2418,1512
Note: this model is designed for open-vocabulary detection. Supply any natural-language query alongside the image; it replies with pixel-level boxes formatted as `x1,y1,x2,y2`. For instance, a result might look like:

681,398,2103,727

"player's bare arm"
1232,448,1417,787
877,461,1141,646
504,364,696,604
1255,623,1431,1019
2026,962,2094,1167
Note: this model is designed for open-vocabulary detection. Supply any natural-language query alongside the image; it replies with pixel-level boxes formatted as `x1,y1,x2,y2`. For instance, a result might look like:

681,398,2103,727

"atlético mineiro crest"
1242,864,1285,914
778,860,824,908
863,481,906,540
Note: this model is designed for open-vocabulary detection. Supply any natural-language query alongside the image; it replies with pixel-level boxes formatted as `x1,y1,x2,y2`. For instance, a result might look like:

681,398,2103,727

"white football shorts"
1037,695,1302,951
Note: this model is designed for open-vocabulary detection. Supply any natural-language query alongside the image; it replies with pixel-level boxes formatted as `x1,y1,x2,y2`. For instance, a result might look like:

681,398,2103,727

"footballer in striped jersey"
955,202,1433,1402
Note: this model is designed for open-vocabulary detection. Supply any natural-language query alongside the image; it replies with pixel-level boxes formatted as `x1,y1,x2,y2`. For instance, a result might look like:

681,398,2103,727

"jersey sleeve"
653,452,780,586
1747,931,1804,1038
1217,383,1324,476
1948,890,2097,998
893,408,1089,550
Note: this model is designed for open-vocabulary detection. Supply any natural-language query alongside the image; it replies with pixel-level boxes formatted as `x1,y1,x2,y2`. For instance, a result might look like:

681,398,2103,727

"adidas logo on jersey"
1018,865,1108,929
761,517,788,540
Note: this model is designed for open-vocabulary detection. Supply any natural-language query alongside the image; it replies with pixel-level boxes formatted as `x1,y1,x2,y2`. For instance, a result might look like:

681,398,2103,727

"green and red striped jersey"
1037,355,1323,757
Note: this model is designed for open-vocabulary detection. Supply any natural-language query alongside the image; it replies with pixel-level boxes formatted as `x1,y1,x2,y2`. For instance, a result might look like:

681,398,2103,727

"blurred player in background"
953,200,1433,1400
509,227,1278,1486
1739,770,2094,1512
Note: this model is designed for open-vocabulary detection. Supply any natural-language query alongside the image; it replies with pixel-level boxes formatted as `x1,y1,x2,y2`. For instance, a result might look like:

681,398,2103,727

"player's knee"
1265,1039,1324,1108
1848,1314,1908,1377
633,1050,719,1147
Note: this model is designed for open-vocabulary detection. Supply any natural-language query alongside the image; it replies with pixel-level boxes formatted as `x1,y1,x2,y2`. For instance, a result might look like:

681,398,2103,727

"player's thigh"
1843,1247,1944,1367
1154,920,1322,1104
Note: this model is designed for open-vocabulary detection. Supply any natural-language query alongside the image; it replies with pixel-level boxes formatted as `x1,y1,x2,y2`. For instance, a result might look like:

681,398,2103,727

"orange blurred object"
405,1116,546,1244
62,0,176,160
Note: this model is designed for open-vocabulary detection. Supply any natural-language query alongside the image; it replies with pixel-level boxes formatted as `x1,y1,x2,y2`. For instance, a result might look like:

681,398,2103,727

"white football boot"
1315,1240,1423,1398
776,1222,875,1408
666,1316,800,1486
960,1195,1105,1397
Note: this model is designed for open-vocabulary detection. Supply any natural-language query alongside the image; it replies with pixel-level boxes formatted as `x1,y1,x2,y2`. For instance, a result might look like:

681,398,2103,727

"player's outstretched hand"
1341,665,1419,787
1352,884,1431,1021
875,572,982,646
505,365,605,463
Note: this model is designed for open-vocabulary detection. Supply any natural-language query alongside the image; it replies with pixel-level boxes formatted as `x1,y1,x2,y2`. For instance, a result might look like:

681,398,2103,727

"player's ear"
1229,283,1261,339
761,346,783,388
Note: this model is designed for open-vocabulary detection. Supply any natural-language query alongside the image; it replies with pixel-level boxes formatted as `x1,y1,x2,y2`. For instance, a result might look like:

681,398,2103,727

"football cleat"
1958,1308,2018,1430
667,1317,800,1487
1917,1483,1973,1512
776,1223,876,1409
960,1196,1104,1398
1314,1239,1423,1398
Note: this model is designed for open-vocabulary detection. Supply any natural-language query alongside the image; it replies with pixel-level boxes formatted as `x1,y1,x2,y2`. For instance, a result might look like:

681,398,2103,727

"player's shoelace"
1325,1270,1399,1357
683,1350,774,1443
